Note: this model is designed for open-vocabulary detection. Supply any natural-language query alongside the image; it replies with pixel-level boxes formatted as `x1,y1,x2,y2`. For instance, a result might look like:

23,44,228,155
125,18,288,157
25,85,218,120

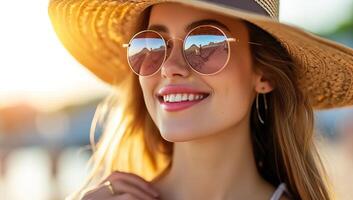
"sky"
279,0,353,34
0,0,352,112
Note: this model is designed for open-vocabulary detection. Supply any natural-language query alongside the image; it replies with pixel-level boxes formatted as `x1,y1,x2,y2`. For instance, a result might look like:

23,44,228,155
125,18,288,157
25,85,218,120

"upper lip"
156,84,211,97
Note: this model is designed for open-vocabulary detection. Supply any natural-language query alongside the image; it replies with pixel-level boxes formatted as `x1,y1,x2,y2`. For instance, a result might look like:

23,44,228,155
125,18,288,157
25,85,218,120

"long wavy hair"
66,11,335,200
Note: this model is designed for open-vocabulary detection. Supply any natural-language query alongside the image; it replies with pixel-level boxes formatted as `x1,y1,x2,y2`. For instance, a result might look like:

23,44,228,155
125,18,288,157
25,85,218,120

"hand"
81,171,160,200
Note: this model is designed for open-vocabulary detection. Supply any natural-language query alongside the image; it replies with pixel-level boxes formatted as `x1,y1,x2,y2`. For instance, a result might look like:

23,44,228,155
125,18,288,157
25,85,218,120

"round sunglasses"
122,24,261,76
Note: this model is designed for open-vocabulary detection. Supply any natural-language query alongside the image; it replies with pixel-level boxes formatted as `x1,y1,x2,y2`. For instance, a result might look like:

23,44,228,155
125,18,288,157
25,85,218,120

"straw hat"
48,0,353,109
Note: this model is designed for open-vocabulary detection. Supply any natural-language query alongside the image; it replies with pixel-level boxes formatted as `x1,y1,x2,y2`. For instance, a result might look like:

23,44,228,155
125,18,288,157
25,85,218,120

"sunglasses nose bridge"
165,37,184,48
164,37,185,61
160,37,192,78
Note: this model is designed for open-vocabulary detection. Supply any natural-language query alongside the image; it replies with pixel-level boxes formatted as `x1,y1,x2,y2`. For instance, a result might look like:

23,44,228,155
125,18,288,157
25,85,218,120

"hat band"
202,0,270,17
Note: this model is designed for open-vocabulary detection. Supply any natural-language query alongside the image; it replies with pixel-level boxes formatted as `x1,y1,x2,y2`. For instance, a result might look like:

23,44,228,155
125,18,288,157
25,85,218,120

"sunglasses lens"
127,31,166,76
184,26,229,74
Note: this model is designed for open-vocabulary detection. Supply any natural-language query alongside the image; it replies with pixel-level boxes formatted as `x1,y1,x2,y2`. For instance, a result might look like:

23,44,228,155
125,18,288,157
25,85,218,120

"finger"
81,184,114,199
111,179,157,200
102,171,159,198
110,193,142,200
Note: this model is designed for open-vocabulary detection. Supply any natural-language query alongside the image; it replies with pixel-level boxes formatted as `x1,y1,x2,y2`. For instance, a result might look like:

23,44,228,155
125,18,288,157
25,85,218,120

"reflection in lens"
184,26,229,74
128,31,166,76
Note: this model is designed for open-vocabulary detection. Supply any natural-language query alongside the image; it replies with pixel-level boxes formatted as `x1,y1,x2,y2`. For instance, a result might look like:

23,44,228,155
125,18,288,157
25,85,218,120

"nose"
160,38,191,78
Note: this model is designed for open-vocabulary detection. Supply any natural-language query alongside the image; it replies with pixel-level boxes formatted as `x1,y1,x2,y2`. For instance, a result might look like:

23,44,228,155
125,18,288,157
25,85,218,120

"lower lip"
159,96,209,112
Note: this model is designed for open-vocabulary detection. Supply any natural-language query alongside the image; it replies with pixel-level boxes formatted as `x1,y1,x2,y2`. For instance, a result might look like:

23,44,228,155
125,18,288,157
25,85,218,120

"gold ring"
104,180,115,195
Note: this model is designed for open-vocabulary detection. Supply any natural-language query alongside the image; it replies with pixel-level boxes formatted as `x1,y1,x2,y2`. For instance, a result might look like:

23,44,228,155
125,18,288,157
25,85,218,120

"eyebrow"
147,19,231,33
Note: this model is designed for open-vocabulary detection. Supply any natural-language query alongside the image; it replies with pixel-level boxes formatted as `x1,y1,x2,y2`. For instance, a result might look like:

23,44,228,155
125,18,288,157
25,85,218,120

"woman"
48,0,353,199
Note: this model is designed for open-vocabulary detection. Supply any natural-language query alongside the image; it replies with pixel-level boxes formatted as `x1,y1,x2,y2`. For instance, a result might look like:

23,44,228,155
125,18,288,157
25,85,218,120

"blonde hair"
66,18,335,200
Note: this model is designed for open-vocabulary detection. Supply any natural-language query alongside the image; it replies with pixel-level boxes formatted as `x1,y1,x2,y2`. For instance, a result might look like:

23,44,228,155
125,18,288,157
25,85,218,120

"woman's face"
139,2,268,142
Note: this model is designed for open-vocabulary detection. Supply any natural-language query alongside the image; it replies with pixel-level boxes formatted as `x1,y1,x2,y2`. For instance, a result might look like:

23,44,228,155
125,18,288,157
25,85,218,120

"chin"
159,128,209,142
160,132,191,142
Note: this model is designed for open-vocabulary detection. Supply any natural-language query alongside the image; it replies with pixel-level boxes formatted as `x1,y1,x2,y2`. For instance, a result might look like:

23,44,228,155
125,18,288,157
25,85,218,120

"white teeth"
162,93,207,102
170,94,176,102
188,94,195,101
175,94,182,101
182,93,188,101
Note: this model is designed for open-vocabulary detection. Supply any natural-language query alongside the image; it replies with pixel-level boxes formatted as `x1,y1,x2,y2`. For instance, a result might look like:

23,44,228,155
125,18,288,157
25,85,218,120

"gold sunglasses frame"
122,24,261,77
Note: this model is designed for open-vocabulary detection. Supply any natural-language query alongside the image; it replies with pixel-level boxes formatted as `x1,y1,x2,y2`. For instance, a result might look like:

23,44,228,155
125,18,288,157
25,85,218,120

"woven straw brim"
48,0,353,109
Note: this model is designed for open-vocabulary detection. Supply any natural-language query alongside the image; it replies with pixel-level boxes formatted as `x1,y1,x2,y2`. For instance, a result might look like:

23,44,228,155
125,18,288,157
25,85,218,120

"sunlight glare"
0,0,110,112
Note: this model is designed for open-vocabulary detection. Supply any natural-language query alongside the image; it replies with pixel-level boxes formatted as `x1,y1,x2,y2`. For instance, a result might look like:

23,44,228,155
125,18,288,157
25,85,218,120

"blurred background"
0,0,352,199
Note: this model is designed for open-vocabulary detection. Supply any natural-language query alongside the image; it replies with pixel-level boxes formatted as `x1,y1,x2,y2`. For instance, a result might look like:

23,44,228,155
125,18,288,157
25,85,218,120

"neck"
152,117,275,200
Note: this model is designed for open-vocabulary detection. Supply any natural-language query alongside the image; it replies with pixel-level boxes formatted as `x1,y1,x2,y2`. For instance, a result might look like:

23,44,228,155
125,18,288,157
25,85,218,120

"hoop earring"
256,93,268,124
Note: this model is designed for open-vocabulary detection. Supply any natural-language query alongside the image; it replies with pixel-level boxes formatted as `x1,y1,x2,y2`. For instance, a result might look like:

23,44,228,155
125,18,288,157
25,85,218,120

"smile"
157,93,210,112
162,93,208,102
156,84,212,112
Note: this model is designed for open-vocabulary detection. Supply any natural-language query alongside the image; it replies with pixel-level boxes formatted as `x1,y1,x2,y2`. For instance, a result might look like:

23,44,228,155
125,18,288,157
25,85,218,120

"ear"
254,73,274,94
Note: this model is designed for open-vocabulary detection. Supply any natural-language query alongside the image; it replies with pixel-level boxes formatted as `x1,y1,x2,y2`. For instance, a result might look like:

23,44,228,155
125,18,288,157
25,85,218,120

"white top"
270,183,290,200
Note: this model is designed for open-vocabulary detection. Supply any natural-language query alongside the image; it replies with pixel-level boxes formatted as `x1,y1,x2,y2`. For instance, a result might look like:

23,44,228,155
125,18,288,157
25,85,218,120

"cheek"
225,45,255,104
225,70,254,102
210,59,255,123
212,75,253,121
